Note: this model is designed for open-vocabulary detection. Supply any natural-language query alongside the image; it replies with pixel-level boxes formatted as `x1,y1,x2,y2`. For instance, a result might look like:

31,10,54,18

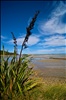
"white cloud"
53,1,66,17
22,47,66,54
40,17,66,34
39,35,66,47
55,47,66,53
35,49,54,54
39,1,66,34
1,35,6,39
37,47,66,54
9,35,40,46
8,35,66,54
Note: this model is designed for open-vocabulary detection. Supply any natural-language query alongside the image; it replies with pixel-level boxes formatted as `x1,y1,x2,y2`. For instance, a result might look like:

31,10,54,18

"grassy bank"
13,73,66,100
24,69,66,100
29,81,66,100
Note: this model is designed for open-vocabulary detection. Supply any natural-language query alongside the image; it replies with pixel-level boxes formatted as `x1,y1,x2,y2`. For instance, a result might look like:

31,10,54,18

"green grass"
42,82,66,100
14,78,66,100
25,78,66,100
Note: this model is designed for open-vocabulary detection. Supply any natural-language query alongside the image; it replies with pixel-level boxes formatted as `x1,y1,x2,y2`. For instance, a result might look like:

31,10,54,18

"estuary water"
32,55,66,68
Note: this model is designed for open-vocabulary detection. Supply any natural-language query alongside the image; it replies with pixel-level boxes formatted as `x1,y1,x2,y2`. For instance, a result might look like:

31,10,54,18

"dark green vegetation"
0,50,15,55
0,50,30,56
50,57,66,60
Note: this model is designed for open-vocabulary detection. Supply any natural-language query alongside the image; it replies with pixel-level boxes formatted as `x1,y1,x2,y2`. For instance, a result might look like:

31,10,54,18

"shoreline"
33,67,66,84
33,67,66,78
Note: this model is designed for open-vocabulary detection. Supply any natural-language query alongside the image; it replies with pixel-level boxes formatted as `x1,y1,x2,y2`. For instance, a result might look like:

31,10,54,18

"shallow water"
32,54,66,68
32,59,66,68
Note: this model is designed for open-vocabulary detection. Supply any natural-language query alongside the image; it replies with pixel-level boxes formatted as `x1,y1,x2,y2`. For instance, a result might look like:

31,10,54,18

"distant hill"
0,50,16,55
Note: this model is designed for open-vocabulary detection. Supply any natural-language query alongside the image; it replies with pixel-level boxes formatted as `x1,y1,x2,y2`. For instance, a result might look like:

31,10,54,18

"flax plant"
19,11,40,59
0,11,40,100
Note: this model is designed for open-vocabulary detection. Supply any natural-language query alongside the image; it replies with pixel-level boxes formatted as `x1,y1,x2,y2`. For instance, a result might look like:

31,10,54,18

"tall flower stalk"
19,11,40,59
11,32,17,61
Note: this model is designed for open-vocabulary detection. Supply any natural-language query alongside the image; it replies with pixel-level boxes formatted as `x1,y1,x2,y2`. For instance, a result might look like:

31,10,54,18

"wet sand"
31,55,66,78
32,59,66,69
34,67,66,78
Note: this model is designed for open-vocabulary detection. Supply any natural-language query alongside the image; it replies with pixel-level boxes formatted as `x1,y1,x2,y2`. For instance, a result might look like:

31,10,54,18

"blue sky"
1,1,66,54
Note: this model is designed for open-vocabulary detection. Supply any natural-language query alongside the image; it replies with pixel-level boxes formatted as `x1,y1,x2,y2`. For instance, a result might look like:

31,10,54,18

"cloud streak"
36,47,66,54
39,1,66,34
22,47,66,54
8,34,66,54
8,35,40,46
39,35,66,47
0,35,6,39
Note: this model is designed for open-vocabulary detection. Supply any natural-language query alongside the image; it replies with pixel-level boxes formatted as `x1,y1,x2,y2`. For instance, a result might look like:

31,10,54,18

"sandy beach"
34,67,66,78
31,54,66,79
